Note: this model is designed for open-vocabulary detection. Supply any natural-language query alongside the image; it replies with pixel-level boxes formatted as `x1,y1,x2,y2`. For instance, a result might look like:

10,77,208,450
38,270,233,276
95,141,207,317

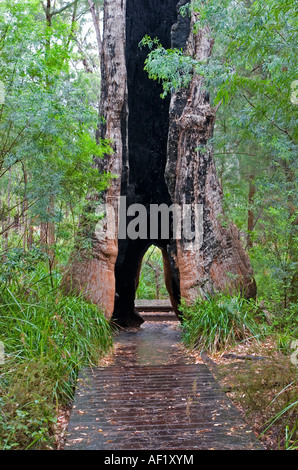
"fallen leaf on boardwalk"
196,429,212,434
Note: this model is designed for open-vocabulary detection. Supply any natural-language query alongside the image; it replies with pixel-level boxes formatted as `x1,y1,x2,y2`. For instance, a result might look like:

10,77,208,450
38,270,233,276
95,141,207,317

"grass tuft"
0,286,113,449
180,292,266,354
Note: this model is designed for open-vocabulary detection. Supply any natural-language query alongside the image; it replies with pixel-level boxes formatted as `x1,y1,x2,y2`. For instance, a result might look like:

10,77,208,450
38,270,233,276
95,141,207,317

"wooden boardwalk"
65,319,263,450
135,299,174,312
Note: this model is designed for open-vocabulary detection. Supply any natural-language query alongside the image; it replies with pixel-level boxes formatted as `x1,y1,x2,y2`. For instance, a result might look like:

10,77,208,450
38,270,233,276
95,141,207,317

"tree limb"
242,92,294,143
88,0,103,59
52,0,77,17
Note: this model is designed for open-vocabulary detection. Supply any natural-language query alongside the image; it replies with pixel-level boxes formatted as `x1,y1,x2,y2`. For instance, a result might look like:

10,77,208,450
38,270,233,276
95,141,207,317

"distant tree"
0,0,110,265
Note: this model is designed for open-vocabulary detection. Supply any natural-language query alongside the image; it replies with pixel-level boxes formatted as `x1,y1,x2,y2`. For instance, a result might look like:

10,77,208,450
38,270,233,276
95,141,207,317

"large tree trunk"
62,0,256,326
61,0,127,320
166,11,256,303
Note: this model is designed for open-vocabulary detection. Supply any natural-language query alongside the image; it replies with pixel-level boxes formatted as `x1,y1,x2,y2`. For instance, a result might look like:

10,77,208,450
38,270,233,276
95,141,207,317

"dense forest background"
0,0,297,450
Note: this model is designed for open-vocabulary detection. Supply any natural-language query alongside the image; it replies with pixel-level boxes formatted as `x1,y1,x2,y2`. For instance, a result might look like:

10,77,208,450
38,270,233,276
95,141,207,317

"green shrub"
180,293,266,353
0,361,57,450
0,286,113,449
0,287,112,401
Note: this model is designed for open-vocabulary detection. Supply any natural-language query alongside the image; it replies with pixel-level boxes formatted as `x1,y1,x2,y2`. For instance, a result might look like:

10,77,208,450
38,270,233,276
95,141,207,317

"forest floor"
184,337,298,450
54,323,297,451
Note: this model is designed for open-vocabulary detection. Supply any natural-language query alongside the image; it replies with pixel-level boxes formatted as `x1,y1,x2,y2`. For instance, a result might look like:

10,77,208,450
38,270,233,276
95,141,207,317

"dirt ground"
184,337,298,450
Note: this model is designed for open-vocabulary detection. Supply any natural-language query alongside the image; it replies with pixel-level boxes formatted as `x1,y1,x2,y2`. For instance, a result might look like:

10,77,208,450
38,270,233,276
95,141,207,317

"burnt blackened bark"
166,12,256,302
63,0,256,326
112,0,181,327
61,0,127,320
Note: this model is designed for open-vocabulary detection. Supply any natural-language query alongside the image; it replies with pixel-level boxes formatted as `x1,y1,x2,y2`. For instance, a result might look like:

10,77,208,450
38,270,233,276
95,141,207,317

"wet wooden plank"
135,299,173,312
65,322,263,450
65,364,263,450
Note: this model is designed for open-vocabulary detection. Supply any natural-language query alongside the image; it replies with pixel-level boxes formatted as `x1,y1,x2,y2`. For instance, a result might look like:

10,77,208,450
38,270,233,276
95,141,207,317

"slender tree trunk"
88,0,103,59
40,221,47,246
27,218,34,249
283,160,297,304
7,167,11,230
40,197,55,253
145,259,161,300
1,168,11,250
247,171,256,249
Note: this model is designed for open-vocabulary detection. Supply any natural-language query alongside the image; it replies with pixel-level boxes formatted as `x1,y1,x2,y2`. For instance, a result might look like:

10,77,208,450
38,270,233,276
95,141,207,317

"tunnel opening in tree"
62,0,256,327
136,246,169,301
112,0,183,327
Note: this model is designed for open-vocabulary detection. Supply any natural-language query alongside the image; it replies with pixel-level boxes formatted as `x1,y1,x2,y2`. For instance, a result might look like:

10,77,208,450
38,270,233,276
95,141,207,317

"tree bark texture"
61,0,127,320
62,0,256,325
166,11,256,304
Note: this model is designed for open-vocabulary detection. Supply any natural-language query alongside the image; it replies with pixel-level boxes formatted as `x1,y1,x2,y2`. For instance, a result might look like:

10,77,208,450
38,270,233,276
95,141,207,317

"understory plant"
0,284,113,450
265,397,298,450
180,292,266,353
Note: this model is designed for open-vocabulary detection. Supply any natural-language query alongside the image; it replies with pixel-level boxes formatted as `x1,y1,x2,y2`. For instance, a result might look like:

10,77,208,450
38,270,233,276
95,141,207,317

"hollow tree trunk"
166,11,256,303
61,0,126,320
62,0,256,326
